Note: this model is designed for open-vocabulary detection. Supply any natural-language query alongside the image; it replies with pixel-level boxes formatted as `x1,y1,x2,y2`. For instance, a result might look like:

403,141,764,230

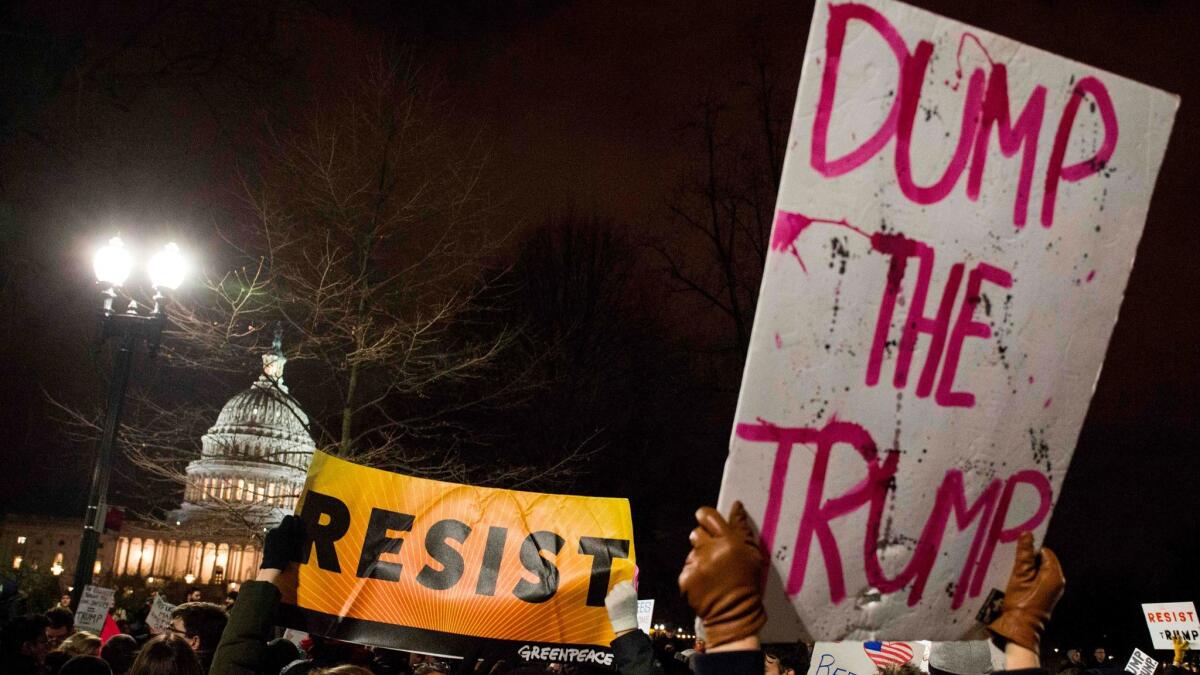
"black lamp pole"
71,293,165,608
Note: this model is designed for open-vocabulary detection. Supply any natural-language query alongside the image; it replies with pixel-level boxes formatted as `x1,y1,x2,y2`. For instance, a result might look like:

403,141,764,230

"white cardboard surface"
720,0,1178,641
75,585,115,633
1125,648,1158,675
808,640,928,675
1143,601,1199,650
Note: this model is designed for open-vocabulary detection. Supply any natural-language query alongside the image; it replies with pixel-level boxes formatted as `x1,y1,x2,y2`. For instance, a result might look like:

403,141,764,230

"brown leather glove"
677,501,766,647
987,531,1065,654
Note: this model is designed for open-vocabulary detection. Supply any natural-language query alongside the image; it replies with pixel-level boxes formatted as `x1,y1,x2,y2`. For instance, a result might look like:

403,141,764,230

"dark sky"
1,0,1197,652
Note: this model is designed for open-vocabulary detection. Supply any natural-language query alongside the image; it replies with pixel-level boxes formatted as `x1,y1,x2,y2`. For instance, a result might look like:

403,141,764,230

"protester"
128,635,204,675
1090,648,1109,668
46,607,75,650
604,579,664,675
167,603,227,673
60,655,115,675
59,631,103,657
186,589,203,604
676,501,1064,675
2,613,51,674
764,642,810,675
1055,649,1085,675
101,634,140,675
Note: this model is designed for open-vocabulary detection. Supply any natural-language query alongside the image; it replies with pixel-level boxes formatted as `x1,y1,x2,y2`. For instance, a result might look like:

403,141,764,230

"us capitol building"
0,336,314,589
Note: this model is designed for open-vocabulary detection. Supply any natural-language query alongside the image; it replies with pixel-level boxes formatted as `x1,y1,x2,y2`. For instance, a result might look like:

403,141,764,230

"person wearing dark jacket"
675,501,1066,675
605,580,664,675
210,516,302,675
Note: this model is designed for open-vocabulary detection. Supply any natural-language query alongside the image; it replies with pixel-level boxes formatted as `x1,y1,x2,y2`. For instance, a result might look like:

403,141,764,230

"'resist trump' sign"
719,0,1177,640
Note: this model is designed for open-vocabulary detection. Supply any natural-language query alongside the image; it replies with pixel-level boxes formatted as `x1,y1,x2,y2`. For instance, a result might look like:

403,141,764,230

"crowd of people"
0,503,1192,675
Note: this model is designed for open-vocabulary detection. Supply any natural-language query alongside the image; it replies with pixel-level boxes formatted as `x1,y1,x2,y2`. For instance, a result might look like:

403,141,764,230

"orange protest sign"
278,451,635,662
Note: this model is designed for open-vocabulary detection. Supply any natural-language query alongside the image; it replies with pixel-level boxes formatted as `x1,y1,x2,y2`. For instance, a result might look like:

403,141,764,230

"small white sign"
1125,648,1158,675
75,585,115,633
1143,601,1199,650
636,599,655,634
146,594,176,634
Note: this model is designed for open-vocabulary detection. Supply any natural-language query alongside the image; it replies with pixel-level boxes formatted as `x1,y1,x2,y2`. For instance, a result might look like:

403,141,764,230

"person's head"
59,594,73,608
879,664,922,675
185,588,201,603
60,654,114,675
694,638,706,652
222,591,237,611
1,613,51,664
1093,648,1107,663
45,606,75,649
1067,649,1082,665
100,634,139,674
167,602,227,656
764,643,811,675
314,667,376,675
265,638,302,674
128,635,203,675
60,631,102,657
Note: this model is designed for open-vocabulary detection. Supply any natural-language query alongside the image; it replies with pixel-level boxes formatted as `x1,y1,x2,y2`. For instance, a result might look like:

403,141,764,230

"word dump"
722,0,1176,641
812,3,1117,229
299,491,630,606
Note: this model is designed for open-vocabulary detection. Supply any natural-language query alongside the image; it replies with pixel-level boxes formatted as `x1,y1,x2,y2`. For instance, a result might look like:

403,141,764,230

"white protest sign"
146,594,177,635
1143,602,1199,650
808,641,928,675
636,599,655,634
719,0,1178,642
75,585,115,633
1125,648,1158,675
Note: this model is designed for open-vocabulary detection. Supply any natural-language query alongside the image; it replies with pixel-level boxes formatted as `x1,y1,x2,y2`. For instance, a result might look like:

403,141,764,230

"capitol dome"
178,329,314,526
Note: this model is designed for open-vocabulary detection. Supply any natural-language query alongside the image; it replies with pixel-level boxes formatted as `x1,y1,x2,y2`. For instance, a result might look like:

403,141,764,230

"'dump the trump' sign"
719,0,1177,640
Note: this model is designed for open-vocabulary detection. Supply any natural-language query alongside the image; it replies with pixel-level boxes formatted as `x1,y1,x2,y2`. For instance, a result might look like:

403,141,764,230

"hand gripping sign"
278,451,635,663
719,0,1178,641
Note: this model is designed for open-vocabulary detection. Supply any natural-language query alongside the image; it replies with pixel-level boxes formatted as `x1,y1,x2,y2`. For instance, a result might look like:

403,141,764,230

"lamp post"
71,237,187,607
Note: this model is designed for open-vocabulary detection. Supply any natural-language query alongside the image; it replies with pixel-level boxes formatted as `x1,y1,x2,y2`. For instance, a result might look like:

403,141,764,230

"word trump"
737,419,1051,610
298,490,631,607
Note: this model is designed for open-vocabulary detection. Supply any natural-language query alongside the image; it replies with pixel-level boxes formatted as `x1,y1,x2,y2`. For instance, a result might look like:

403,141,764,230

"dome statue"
176,325,315,528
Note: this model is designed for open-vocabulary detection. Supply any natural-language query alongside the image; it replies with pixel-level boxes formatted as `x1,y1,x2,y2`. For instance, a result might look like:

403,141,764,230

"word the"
866,232,1012,408
737,418,1051,609
811,3,1118,228
298,491,629,606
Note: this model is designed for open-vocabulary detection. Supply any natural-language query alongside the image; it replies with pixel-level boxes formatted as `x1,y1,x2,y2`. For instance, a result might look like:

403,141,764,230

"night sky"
1,0,1197,656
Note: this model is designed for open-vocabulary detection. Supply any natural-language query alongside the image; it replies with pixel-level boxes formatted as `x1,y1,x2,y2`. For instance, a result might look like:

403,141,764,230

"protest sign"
1125,648,1158,675
808,640,927,675
75,585,115,633
1143,602,1198,649
637,599,655,634
719,0,1178,641
146,594,176,635
279,450,635,665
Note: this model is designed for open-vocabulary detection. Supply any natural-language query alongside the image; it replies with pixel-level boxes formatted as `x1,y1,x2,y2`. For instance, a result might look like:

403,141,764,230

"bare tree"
654,48,790,356
52,50,582,536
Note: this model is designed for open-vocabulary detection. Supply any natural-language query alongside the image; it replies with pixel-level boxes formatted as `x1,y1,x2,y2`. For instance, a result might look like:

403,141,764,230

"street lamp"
71,237,188,608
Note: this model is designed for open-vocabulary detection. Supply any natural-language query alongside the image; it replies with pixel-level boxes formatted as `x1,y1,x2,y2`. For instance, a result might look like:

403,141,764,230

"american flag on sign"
863,642,915,668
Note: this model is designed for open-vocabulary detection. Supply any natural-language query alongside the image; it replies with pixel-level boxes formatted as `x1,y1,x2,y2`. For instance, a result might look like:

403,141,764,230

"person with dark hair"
167,603,227,673
100,634,140,675
185,589,202,604
129,635,204,675
2,613,51,674
60,655,114,675
764,642,810,675
45,607,75,650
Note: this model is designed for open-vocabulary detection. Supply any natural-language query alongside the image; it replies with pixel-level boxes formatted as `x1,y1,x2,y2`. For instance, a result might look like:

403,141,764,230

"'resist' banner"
719,0,1178,641
278,451,635,664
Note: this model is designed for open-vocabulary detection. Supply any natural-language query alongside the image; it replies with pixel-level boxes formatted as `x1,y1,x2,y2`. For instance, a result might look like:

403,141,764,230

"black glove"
260,515,305,571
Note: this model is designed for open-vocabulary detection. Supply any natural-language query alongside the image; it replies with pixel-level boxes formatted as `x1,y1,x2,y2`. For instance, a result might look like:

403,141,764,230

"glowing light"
94,236,133,286
93,561,101,575
184,573,196,584
148,242,187,290
11,556,22,570
16,536,25,545
50,562,63,576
